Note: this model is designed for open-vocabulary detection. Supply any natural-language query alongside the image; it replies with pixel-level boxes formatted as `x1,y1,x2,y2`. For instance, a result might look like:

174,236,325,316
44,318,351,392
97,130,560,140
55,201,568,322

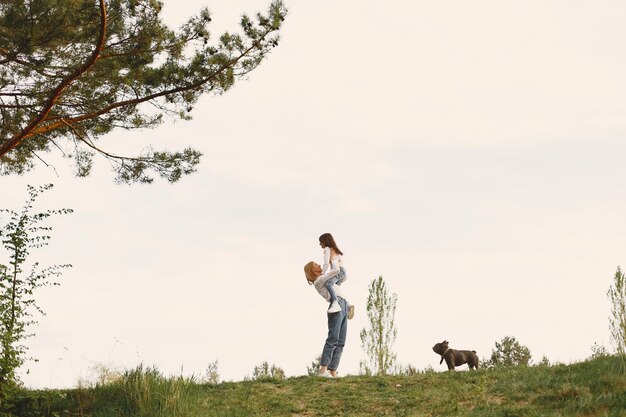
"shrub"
251,361,285,380
485,336,532,368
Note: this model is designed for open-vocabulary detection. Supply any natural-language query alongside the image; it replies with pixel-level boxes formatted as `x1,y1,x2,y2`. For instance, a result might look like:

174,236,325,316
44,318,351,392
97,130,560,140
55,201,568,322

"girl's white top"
322,247,344,274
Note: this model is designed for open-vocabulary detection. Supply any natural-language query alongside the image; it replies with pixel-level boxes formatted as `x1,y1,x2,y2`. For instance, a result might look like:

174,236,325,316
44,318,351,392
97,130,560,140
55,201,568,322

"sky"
2,0,626,388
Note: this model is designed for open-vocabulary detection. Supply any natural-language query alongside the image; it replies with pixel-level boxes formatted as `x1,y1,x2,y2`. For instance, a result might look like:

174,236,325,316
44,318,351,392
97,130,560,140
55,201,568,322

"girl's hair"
319,233,343,255
303,261,317,284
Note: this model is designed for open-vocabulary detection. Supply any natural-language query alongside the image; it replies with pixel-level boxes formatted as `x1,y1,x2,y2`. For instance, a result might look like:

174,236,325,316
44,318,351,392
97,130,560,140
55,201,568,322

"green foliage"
306,355,321,376
590,342,610,359
608,266,626,356
537,355,551,367
0,0,287,184
0,388,78,417
359,275,398,376
86,365,207,417
77,362,123,388
396,363,424,375
485,336,532,368
250,361,285,381
201,360,220,385
0,184,71,404
2,355,625,417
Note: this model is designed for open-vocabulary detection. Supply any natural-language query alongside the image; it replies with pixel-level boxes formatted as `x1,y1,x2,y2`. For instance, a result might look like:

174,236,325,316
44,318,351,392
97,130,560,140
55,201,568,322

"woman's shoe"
328,301,341,313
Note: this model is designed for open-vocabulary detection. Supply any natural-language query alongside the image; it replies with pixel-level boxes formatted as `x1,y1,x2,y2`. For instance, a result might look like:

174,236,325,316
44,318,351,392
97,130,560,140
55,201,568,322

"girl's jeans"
320,297,348,370
324,267,346,304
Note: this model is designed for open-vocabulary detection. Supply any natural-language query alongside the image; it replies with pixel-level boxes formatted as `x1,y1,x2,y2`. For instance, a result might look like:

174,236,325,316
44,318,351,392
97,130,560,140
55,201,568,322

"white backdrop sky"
2,0,626,388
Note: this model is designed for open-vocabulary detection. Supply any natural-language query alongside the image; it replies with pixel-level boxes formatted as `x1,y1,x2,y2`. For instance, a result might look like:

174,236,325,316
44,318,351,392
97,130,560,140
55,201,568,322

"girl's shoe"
347,304,355,320
328,301,341,313
319,370,333,378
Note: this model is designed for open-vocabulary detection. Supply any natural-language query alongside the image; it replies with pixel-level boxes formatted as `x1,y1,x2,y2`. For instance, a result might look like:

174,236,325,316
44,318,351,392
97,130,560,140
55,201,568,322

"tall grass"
87,365,206,417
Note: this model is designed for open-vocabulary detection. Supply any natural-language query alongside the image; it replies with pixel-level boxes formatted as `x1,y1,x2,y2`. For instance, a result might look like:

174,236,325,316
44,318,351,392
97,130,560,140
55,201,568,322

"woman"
304,261,349,378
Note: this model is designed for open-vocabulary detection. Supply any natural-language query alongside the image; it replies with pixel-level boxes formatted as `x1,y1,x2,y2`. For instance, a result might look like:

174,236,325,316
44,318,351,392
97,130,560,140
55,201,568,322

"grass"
2,356,625,417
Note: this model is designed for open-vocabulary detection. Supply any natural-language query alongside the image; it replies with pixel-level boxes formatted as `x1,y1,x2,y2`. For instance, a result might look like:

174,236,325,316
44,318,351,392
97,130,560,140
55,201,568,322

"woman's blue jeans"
320,297,348,370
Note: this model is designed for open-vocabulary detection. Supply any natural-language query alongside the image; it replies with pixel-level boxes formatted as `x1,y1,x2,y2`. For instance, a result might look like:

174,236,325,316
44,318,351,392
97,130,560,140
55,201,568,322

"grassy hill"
3,355,625,417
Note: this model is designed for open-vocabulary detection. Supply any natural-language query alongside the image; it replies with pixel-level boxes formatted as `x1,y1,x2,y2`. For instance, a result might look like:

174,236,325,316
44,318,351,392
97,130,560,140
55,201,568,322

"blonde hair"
303,261,317,284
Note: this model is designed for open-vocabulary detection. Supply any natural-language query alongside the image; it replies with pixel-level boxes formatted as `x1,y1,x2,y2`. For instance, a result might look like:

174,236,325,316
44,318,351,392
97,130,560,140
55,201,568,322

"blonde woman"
304,261,351,378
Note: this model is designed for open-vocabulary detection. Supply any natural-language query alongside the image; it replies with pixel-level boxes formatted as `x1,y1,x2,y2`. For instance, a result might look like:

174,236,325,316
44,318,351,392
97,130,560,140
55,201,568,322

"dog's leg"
445,356,455,371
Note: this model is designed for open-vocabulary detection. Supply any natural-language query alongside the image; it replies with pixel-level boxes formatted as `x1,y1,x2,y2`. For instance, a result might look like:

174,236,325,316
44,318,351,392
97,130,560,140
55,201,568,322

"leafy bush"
201,360,220,385
251,361,285,380
485,336,532,368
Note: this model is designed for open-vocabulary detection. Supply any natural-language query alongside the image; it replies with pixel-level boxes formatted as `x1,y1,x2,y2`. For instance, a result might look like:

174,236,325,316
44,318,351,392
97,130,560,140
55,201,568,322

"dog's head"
432,340,449,356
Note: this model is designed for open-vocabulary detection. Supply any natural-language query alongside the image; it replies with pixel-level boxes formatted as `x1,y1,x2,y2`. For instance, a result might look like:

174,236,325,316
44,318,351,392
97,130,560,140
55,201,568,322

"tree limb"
22,30,272,139
0,0,107,157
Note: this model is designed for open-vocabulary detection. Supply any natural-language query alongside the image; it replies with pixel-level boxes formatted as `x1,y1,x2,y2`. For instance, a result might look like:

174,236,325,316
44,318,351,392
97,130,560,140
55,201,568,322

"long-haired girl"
318,233,353,318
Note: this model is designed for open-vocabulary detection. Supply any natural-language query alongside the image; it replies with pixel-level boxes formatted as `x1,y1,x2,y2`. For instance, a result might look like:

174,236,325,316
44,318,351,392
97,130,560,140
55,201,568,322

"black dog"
432,340,479,371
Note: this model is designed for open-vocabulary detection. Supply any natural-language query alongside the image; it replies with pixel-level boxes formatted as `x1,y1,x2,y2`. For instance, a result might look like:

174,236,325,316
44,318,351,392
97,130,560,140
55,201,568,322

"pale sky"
2,0,626,388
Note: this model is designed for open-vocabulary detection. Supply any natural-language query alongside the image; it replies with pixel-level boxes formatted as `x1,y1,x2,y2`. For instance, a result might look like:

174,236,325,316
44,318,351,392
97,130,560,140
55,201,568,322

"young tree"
202,360,220,385
0,0,287,184
590,342,610,359
0,184,71,404
486,336,532,368
306,355,321,377
360,275,398,376
608,266,626,356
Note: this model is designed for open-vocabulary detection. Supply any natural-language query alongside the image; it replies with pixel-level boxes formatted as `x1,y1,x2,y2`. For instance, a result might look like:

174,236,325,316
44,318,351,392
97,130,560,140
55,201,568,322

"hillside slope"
3,356,625,416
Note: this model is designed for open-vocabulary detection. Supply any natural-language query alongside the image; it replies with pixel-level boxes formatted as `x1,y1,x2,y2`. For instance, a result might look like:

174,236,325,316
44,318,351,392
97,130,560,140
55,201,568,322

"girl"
319,233,353,318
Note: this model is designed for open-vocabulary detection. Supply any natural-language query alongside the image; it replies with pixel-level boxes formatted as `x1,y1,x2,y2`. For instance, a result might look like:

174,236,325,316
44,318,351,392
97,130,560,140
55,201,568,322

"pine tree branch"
0,0,107,157
23,30,271,139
